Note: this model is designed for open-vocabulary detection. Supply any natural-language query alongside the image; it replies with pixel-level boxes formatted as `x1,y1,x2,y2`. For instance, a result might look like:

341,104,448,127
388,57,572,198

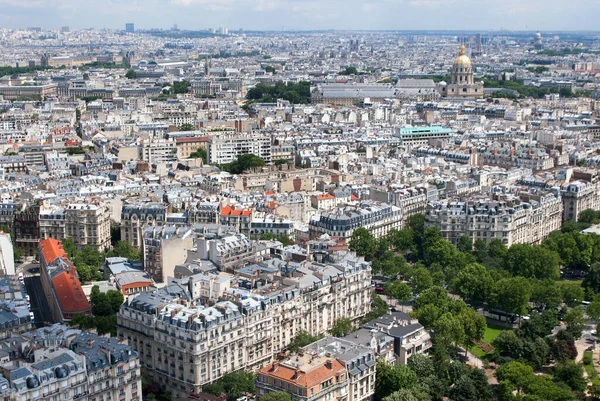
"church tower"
438,40,483,98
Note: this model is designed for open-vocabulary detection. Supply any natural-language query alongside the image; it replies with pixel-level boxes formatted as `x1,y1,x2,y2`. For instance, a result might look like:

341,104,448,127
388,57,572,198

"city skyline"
0,0,597,32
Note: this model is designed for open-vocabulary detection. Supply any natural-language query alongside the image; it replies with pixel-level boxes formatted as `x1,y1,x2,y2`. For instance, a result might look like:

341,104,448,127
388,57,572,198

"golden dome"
453,44,472,68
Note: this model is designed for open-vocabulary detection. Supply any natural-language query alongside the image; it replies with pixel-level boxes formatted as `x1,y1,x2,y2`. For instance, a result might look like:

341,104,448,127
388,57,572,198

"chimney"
271,361,279,372
325,359,333,370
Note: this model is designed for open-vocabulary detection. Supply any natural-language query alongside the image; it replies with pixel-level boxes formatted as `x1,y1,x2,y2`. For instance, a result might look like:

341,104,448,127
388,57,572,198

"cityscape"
0,4,598,401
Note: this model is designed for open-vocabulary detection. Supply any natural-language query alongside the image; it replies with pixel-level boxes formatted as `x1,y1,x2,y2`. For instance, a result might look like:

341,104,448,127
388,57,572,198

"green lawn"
470,324,509,358
583,351,600,386
484,325,507,344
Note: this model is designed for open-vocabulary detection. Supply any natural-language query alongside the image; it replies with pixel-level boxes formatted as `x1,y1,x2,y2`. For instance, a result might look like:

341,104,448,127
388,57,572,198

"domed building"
438,41,483,98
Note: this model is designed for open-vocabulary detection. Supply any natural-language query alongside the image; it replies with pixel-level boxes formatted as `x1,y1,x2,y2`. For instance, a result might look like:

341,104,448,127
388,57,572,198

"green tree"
125,69,137,79
552,361,586,392
107,290,124,313
563,307,585,338
171,80,191,94
473,239,487,262
179,123,195,131
189,148,207,163
587,300,600,321
496,361,534,394
409,267,433,294
530,280,562,310
340,66,358,75
375,360,418,400
220,153,266,174
62,238,77,258
384,281,412,309
288,330,322,353
260,392,292,401
562,284,584,307
383,388,430,401
264,65,276,74
457,235,473,253
330,318,353,337
203,371,256,401
108,240,141,260
407,353,435,378
583,262,600,293
492,277,532,315
348,227,377,259
388,229,414,254
451,263,493,305
504,244,560,280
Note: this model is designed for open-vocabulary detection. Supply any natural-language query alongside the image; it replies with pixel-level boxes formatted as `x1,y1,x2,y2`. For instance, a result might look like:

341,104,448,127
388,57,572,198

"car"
29,312,34,322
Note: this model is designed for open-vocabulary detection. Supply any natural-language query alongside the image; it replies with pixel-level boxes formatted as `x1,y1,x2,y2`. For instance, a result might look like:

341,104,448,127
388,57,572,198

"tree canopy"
219,153,265,174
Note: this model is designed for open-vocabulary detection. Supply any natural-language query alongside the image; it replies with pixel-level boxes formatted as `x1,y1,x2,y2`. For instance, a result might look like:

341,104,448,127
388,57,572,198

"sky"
0,0,597,32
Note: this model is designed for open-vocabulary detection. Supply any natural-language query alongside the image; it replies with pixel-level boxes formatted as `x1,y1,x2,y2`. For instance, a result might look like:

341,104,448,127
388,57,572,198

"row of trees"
70,285,124,336
245,81,311,105
63,238,141,283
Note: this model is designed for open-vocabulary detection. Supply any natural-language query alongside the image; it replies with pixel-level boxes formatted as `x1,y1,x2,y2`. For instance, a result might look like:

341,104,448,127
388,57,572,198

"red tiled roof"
350,194,359,201
39,238,68,265
265,190,276,195
259,359,345,388
52,271,91,315
317,194,335,200
175,137,209,143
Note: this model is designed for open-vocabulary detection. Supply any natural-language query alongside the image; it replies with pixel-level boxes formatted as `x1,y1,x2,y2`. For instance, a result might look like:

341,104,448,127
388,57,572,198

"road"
576,324,598,363
23,275,54,328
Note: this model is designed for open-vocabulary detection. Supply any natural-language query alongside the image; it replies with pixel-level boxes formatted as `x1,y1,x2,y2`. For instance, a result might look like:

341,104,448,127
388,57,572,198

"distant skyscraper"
60,26,69,33
125,23,135,33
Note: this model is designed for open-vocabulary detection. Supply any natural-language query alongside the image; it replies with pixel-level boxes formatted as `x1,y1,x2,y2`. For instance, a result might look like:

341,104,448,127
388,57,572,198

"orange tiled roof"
39,238,68,265
317,194,335,200
265,190,276,195
350,194,359,201
52,271,91,315
259,359,345,388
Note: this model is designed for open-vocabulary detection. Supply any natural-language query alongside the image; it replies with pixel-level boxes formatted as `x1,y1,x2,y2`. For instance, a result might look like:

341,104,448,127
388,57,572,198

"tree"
583,262,600,293
384,281,412,309
348,227,376,259
62,238,77,258
587,300,600,321
179,123,195,131
388,229,414,253
553,361,586,392
530,280,562,310
457,235,473,253
409,267,433,294
496,361,534,394
260,392,292,401
330,318,353,337
375,360,418,400
108,240,141,260
451,263,493,305
504,244,560,280
125,69,137,79
492,277,532,315
220,153,266,174
203,371,256,401
264,65,276,74
563,307,585,338
340,66,358,75
407,353,435,378
288,331,322,353
189,148,207,163
561,284,584,307
473,239,487,262
171,80,191,94
383,388,430,401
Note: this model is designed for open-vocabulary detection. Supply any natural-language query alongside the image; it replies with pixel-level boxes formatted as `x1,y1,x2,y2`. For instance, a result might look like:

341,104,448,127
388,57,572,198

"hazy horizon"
0,0,596,32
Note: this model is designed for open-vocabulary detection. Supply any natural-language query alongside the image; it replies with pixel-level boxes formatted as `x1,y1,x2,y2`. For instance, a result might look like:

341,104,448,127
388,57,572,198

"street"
23,275,53,328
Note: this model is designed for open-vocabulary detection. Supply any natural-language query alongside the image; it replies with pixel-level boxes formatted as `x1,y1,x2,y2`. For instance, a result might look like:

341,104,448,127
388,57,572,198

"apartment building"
309,202,402,242
64,204,111,251
361,311,432,365
561,180,600,221
301,337,376,401
425,192,563,247
249,216,294,239
121,203,167,249
256,356,348,401
219,205,252,234
0,325,141,401
369,186,428,224
142,225,194,284
196,234,258,272
140,140,178,164
176,137,210,159
207,134,271,165
117,252,372,399
39,203,111,251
